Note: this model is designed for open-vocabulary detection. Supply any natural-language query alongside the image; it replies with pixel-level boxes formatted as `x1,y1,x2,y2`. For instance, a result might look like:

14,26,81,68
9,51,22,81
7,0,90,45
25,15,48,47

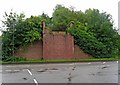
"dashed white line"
33,79,38,85
103,62,106,64
27,69,38,85
5,70,11,72
5,70,20,72
69,63,78,65
6,66,16,67
117,61,118,63
14,70,20,71
27,69,32,75
88,62,91,64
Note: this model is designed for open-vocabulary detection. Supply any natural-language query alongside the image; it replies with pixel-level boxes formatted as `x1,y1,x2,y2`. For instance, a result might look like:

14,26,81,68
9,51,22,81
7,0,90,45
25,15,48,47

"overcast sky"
0,0,119,35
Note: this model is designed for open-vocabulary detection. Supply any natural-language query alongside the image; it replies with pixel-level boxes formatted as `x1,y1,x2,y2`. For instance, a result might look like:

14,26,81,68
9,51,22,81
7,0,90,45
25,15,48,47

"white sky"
0,0,119,35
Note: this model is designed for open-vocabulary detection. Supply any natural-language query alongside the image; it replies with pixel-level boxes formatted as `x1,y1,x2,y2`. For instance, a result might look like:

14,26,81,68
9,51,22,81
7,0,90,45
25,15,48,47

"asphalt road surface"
1,61,119,84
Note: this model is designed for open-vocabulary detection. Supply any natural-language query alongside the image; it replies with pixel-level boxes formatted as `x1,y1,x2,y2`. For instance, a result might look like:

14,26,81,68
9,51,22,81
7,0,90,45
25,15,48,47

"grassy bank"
1,56,119,64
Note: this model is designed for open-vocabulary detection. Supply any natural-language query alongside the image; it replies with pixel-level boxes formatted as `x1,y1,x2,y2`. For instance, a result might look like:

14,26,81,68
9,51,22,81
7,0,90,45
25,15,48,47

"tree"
21,16,43,44
41,13,52,27
67,22,109,58
52,5,120,58
116,34,120,56
84,9,119,57
2,10,25,58
52,5,77,31
0,36,2,59
2,5,120,59
2,11,43,59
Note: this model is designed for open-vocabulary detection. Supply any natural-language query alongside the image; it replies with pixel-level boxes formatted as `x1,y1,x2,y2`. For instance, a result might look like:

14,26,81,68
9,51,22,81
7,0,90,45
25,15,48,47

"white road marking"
103,62,106,64
69,64,73,65
88,62,91,64
33,79,38,85
5,70,11,72
6,66,16,67
27,69,32,75
117,61,118,63
69,63,77,65
14,70,20,71
22,69,27,71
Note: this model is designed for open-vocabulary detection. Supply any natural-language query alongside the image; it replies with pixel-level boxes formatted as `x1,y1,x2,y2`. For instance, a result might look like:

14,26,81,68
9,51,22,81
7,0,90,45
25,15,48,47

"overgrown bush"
2,56,26,62
67,22,112,58
2,11,43,59
52,5,120,58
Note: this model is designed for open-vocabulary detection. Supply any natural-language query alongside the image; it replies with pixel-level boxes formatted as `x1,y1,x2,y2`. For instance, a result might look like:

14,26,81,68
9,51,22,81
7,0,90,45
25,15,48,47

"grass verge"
1,56,120,64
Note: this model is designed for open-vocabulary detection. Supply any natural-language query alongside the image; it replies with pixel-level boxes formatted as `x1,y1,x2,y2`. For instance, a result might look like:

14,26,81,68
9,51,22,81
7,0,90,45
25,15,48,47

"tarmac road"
1,61,119,84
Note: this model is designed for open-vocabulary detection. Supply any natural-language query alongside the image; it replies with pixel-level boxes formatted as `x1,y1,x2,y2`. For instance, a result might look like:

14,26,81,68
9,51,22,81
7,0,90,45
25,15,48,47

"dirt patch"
23,77,27,80
49,68,58,70
101,66,108,69
118,70,120,75
37,68,48,73
37,68,59,73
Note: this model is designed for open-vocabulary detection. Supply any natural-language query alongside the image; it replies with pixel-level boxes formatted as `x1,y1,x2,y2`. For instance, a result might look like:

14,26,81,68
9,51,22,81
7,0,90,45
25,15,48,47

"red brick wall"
15,41,43,60
15,33,91,60
43,33,74,60
15,21,92,60
74,45,91,59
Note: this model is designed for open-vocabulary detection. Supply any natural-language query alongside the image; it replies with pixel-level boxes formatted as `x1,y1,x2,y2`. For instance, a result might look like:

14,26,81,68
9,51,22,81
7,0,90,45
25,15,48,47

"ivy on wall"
2,11,43,59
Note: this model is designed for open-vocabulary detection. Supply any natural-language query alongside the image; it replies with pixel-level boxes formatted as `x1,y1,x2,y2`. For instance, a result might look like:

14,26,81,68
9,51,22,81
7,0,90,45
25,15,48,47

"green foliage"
67,22,110,58
53,5,119,58
0,36,2,60
52,5,77,31
3,56,26,62
2,11,25,57
41,13,52,27
2,11,43,59
116,35,120,56
84,9,119,57
21,16,43,45
2,5,120,60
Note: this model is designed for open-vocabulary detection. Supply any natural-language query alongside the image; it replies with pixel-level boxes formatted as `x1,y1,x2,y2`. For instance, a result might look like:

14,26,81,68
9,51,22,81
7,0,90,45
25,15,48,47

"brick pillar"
42,20,46,34
42,20,46,60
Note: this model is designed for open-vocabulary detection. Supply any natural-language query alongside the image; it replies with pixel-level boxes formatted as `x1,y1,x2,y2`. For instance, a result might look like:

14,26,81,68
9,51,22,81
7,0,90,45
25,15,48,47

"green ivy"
67,22,112,58
2,12,43,59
